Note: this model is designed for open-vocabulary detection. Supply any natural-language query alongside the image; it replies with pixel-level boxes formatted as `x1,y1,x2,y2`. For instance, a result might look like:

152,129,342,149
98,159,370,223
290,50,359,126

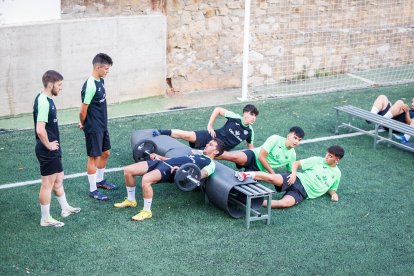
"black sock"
159,129,172,136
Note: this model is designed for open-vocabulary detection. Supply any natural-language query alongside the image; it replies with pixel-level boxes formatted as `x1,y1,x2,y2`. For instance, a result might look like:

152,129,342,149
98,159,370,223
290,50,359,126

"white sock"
56,193,70,210
404,134,410,141
370,107,379,114
245,171,256,178
127,187,136,202
88,174,97,192
96,168,105,183
383,111,393,119
41,204,50,220
143,198,152,212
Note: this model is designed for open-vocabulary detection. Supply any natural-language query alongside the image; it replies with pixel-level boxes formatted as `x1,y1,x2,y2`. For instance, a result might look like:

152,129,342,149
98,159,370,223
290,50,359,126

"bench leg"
335,109,339,134
245,195,251,229
266,194,272,225
374,124,379,150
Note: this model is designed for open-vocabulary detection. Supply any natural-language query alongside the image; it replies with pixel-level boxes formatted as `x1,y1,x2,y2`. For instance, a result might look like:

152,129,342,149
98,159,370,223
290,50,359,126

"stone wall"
61,1,414,94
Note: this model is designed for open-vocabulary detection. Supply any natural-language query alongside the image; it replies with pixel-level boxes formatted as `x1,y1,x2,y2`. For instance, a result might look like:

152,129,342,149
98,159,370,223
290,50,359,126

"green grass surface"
1,84,413,275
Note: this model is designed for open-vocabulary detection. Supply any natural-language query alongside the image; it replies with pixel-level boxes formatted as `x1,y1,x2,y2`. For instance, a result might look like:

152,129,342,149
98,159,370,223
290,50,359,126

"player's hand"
287,173,296,185
331,193,339,202
170,166,180,173
49,140,59,151
207,125,216,138
150,153,158,160
402,104,409,113
78,122,83,129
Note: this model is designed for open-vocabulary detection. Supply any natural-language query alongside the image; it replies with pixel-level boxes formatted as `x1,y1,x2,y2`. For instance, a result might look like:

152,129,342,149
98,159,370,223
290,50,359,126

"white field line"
346,73,376,85
0,132,367,190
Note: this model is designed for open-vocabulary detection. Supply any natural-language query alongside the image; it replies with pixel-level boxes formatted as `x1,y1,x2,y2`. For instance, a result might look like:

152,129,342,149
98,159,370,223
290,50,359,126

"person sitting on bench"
153,104,259,151
369,94,414,143
217,126,305,174
235,145,345,209
114,138,225,222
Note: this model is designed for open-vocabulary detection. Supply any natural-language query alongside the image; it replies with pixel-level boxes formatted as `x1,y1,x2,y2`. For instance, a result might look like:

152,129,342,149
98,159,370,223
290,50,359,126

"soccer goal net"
245,0,414,99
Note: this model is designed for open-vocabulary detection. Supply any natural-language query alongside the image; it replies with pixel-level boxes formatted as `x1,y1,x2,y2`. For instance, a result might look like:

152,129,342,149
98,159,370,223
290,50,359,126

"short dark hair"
242,104,259,116
92,53,113,66
42,70,63,88
327,145,345,159
212,138,225,157
289,126,305,139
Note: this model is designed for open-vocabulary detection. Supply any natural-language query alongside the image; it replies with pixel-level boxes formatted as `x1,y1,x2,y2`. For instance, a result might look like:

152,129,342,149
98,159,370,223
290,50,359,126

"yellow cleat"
131,210,152,221
114,198,137,208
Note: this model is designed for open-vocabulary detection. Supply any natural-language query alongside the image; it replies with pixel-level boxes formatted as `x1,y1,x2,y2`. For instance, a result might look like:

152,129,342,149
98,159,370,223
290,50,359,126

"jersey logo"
99,93,107,103
235,123,240,126
244,130,248,135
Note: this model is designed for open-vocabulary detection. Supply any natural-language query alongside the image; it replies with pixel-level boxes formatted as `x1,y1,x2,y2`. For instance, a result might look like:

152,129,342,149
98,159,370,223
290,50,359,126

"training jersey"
164,154,216,176
33,93,61,156
297,156,341,199
253,135,296,172
81,76,108,133
215,111,254,150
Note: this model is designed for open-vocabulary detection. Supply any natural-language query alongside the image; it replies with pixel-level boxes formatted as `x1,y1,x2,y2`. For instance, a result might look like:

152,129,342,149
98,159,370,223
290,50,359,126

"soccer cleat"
114,198,137,208
40,216,65,227
89,190,109,201
96,179,118,190
393,134,408,144
131,210,152,221
61,206,81,218
234,171,249,182
152,129,161,137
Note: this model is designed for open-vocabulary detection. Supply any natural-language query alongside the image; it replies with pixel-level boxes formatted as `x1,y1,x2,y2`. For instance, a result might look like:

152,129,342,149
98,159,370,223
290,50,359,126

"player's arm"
246,142,254,149
200,161,215,179
328,190,339,202
257,148,275,174
78,103,89,129
402,104,412,124
36,122,59,151
287,160,301,185
149,153,169,161
207,107,227,137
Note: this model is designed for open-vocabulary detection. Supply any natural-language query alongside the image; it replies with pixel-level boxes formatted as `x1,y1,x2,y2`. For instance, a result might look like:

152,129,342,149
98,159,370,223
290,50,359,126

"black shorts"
85,131,111,157
276,173,308,205
236,150,260,171
189,130,212,149
378,103,406,133
146,160,175,183
35,148,63,176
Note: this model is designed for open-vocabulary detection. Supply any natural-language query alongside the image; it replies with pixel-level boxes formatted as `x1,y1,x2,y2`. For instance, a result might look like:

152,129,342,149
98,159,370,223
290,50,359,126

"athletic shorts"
189,130,212,149
378,103,406,133
146,160,176,183
236,149,260,171
276,173,308,205
35,148,63,176
85,130,111,157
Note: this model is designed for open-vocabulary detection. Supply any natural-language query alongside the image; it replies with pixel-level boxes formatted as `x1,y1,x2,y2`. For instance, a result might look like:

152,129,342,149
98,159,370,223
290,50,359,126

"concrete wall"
0,15,166,117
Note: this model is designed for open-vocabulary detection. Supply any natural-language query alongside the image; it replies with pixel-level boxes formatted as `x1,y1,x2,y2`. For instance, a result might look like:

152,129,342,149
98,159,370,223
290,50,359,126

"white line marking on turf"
0,132,368,190
347,73,376,85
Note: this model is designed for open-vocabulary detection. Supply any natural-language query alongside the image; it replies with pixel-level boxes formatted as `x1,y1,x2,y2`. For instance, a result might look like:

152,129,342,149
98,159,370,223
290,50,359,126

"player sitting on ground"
114,138,225,221
153,104,258,151
217,126,305,174
369,94,414,143
235,145,345,209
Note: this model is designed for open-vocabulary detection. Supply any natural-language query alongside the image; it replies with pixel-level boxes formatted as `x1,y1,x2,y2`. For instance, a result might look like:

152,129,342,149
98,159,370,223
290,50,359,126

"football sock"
96,168,105,183
127,187,136,202
143,198,153,212
88,174,97,192
383,111,393,119
370,107,379,114
41,204,50,220
159,129,172,136
56,193,70,210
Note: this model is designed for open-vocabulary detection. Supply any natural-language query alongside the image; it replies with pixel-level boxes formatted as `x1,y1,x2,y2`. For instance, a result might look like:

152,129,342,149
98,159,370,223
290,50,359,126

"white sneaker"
61,206,81,218
40,216,65,227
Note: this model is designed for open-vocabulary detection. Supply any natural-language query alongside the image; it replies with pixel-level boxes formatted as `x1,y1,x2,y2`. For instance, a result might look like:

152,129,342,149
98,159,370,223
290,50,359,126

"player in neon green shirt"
235,145,345,209
219,126,304,174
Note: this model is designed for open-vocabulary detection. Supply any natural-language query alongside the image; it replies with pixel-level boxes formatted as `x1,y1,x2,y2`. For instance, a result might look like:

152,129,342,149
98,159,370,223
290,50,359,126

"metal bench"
335,105,414,153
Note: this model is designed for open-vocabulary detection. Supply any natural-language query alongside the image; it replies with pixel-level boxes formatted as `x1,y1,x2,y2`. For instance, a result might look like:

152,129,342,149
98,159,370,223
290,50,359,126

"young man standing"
114,138,225,221
79,53,117,201
235,145,345,209
220,126,305,174
153,104,259,151
33,70,81,227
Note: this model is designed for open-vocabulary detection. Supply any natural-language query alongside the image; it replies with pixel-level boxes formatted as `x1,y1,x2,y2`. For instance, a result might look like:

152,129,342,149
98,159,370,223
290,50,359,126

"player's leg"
262,195,296,209
388,100,406,117
170,129,197,143
39,174,64,227
114,161,150,208
52,171,81,218
216,150,248,166
371,95,391,113
96,131,117,190
131,169,162,221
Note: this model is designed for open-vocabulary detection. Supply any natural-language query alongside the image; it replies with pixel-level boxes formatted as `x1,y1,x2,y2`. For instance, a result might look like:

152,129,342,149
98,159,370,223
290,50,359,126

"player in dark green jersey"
34,70,81,227
79,53,117,201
